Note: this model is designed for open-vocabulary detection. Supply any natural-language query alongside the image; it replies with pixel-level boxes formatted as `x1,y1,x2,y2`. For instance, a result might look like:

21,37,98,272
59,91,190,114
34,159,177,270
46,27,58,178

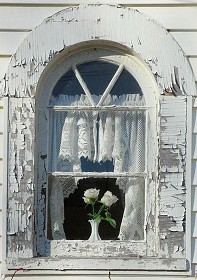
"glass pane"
111,68,142,96
48,176,145,241
80,157,114,172
78,61,118,104
63,178,123,240
49,69,92,106
49,110,146,173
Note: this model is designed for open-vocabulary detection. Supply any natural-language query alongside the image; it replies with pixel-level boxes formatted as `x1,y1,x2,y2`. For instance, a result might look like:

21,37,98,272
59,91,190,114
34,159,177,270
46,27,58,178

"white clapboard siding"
0,32,30,55
0,160,2,185
192,212,197,238
0,0,197,4
136,7,197,30
192,97,197,263
0,109,4,132
0,57,11,82
0,188,2,210
0,7,63,30
192,238,197,263
0,7,197,31
192,160,197,185
189,58,197,82
193,134,197,159
170,32,197,56
0,135,3,159
0,211,2,237
192,186,197,212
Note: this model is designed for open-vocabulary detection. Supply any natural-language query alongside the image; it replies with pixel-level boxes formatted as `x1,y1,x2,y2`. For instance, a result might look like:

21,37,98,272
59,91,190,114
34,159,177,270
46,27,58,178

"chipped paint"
1,3,196,272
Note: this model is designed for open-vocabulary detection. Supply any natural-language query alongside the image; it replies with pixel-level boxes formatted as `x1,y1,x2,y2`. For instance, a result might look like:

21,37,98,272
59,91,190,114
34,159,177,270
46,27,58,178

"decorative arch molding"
2,4,196,273
1,4,196,98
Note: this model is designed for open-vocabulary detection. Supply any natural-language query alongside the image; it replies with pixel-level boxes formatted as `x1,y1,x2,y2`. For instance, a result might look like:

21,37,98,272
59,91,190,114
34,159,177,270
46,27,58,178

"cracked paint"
1,3,195,271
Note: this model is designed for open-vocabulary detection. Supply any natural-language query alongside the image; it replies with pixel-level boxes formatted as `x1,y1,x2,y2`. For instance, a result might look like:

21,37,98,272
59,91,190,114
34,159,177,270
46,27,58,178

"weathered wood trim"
1,3,196,273
186,95,193,274
1,5,196,98
6,257,187,271
2,97,8,271
1,0,197,7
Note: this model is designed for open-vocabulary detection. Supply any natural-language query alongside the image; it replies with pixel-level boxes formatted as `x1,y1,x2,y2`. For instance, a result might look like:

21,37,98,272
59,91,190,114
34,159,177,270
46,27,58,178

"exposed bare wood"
1,4,195,273
49,106,148,111
51,171,146,178
6,256,186,271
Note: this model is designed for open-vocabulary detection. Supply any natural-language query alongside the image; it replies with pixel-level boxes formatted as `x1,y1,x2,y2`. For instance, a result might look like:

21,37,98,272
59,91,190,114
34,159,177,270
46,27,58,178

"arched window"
37,47,158,257
4,4,195,272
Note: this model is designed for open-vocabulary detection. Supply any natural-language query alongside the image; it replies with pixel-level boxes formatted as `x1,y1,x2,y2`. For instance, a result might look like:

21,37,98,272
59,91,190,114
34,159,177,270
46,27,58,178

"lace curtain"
50,93,145,240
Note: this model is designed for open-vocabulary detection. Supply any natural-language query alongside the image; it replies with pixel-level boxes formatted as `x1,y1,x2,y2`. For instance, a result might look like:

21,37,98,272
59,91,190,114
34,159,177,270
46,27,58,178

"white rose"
100,191,118,207
83,197,90,204
84,188,100,200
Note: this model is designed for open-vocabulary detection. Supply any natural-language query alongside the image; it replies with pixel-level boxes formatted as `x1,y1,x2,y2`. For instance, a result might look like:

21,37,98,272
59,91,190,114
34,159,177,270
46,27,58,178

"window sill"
6,256,188,273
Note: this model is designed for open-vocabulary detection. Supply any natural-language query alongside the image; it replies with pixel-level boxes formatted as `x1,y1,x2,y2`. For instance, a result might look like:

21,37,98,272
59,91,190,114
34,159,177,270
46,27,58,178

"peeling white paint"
1,3,196,272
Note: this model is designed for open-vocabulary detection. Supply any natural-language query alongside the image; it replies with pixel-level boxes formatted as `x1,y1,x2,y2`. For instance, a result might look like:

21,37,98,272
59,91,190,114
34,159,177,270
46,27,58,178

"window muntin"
48,60,147,243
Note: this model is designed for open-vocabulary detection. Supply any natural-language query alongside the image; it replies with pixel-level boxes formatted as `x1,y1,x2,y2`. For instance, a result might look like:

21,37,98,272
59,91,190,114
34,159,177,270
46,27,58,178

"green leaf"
107,218,116,228
105,211,111,219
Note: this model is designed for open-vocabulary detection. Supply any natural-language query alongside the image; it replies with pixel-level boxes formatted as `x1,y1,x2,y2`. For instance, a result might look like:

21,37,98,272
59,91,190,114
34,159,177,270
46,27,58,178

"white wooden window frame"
1,4,196,275
34,48,162,267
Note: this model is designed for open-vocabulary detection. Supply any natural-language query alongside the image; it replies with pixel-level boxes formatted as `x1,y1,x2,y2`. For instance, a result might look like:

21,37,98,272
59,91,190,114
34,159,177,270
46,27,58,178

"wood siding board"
0,57,11,83
0,0,197,5
0,32,30,55
0,160,2,185
192,238,197,263
193,134,197,159
135,7,197,30
170,32,197,56
192,160,197,185
192,108,197,133
189,58,197,82
1,7,197,31
0,188,2,210
0,135,3,159
192,212,197,238
0,7,63,30
0,108,4,132
192,186,197,211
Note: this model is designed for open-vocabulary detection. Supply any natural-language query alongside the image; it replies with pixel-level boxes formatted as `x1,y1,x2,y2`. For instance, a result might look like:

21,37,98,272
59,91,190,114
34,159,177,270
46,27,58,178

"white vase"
88,220,101,241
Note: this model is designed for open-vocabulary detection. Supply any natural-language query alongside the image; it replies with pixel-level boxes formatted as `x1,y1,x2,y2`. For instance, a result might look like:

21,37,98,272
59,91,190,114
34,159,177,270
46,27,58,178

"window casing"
4,4,195,273
36,48,158,258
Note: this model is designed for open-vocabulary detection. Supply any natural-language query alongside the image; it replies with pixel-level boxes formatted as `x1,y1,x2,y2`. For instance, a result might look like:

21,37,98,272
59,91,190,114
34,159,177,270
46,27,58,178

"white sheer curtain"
50,94,145,240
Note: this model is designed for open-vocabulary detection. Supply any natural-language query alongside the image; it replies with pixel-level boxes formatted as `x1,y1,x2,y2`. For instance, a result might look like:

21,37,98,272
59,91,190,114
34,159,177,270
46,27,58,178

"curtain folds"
50,93,145,240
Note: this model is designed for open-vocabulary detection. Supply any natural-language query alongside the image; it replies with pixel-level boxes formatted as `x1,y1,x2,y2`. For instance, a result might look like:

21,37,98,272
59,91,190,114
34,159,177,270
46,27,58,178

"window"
4,4,194,273
48,60,146,242
36,48,158,259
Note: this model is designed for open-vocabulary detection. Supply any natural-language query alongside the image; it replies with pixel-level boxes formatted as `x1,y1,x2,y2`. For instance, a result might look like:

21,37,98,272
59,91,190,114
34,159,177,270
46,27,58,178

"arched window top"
49,60,144,107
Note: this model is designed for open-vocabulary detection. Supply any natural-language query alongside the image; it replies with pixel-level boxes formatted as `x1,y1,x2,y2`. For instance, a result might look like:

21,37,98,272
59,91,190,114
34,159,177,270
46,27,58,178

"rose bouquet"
83,188,118,228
